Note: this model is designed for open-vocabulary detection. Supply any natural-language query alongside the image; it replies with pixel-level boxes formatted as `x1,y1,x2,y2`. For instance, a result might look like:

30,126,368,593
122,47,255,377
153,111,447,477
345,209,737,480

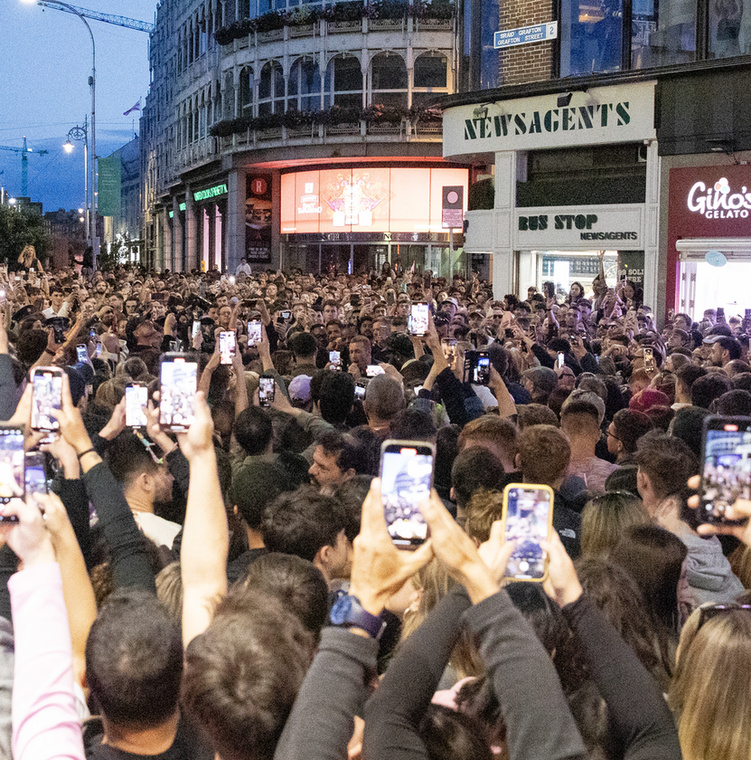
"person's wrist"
72,437,95,456
348,586,386,617
559,581,584,607
20,539,57,569
461,566,500,605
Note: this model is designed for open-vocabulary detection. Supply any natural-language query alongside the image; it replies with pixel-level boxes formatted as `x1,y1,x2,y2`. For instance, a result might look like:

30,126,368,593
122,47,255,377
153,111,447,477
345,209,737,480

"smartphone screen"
699,416,751,525
76,345,88,363
380,440,434,549
89,328,97,341
366,364,385,378
125,384,149,428
354,381,367,401
643,346,655,372
0,427,25,508
219,331,236,365
329,351,341,370
409,303,429,337
31,367,63,432
502,484,554,581
191,320,201,339
557,352,565,369
159,355,197,431
51,318,67,344
442,339,457,369
248,320,263,346
24,451,48,498
473,352,491,385
259,377,275,407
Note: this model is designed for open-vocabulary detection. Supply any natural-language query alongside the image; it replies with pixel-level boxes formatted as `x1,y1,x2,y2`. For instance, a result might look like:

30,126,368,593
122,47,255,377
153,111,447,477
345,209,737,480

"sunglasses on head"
697,603,751,632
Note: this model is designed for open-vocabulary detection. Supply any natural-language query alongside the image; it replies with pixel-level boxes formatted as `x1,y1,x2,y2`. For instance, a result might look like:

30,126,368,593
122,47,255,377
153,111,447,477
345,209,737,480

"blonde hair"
465,488,504,545
669,606,751,760
580,492,650,558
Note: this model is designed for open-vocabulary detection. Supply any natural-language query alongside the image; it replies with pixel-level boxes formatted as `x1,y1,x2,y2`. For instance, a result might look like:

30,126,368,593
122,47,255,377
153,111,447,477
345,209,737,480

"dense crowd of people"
0,253,750,760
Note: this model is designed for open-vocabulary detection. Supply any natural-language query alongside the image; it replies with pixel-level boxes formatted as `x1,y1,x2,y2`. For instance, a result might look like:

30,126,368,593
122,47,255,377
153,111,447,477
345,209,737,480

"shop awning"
676,238,751,261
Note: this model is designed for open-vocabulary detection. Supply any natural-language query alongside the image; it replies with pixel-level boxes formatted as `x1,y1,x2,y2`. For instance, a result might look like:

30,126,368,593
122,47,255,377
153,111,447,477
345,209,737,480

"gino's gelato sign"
463,101,631,141
687,177,751,219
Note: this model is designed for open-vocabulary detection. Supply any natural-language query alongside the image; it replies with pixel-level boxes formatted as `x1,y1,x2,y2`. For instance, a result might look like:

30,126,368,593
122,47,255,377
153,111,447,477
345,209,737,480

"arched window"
240,66,255,115
412,52,449,106
223,71,235,119
288,58,321,112
369,52,408,108
258,61,285,115
324,55,362,109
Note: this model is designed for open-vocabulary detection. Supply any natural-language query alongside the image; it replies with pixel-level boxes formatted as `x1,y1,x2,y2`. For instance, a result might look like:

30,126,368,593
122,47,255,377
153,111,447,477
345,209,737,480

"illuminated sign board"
193,183,228,202
686,177,751,220
494,22,557,49
179,202,186,212
280,167,468,234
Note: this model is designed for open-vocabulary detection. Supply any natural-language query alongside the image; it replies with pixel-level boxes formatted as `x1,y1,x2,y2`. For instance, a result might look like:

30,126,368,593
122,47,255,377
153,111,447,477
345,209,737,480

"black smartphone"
502,484,555,581
699,416,751,525
51,317,68,344
473,351,491,385
31,367,63,433
259,376,275,407
125,383,149,428
24,451,48,498
247,320,263,346
0,426,25,511
219,331,236,365
380,439,434,549
159,354,197,432
281,310,291,321
408,303,429,337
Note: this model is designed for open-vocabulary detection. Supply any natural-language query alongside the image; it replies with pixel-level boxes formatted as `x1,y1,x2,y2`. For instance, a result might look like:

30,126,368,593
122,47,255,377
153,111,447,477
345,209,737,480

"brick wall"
498,0,556,85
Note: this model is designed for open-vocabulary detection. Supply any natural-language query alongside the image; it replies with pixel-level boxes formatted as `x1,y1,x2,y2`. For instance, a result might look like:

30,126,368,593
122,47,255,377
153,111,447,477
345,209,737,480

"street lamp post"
64,119,90,249
22,0,97,270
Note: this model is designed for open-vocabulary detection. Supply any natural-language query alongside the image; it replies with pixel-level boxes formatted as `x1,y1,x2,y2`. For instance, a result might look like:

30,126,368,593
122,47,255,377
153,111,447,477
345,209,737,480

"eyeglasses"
606,430,620,442
697,603,751,632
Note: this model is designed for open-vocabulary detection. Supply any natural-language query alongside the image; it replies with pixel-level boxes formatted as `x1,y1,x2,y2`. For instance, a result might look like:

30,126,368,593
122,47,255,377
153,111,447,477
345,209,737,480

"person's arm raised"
179,391,228,647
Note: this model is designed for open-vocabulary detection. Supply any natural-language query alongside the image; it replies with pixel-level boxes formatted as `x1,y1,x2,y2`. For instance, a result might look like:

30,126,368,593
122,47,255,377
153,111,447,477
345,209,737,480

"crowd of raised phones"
0,255,750,760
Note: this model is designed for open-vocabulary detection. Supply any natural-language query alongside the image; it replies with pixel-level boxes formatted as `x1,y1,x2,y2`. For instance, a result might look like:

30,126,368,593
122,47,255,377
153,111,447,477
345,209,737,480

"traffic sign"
494,22,558,49
442,186,464,229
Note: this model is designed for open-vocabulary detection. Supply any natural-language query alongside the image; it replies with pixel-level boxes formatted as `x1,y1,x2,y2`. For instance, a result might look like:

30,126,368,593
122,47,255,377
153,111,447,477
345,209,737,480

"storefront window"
519,250,622,300
631,0,696,67
325,55,363,110
370,53,408,108
288,58,322,112
559,0,623,76
709,0,748,57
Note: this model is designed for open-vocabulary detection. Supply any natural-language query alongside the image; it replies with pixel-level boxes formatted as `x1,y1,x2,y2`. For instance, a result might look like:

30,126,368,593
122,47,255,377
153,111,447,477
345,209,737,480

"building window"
412,52,449,106
370,52,408,107
709,0,745,57
631,0,696,66
325,55,363,110
240,67,255,115
258,61,285,115
223,71,235,119
560,0,624,76
288,58,322,111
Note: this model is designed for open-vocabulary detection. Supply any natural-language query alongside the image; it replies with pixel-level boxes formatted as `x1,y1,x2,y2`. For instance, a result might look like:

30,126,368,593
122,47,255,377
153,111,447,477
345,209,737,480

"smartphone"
219,331,236,365
51,317,68,344
329,350,341,370
473,351,491,385
557,352,565,369
95,342,103,358
699,416,751,525
259,376,275,407
281,310,291,321
159,354,197,432
643,346,655,372
76,345,88,364
501,484,555,581
409,303,430,337
89,328,97,342
125,383,149,428
442,338,457,369
366,364,385,378
0,426,25,510
247,320,263,346
191,320,201,340
31,367,63,433
380,440,434,549
354,379,368,401
24,451,48,498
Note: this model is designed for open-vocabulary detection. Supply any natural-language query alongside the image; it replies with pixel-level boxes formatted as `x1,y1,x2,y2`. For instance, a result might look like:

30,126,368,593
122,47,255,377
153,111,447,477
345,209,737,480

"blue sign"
494,22,558,49
705,250,728,267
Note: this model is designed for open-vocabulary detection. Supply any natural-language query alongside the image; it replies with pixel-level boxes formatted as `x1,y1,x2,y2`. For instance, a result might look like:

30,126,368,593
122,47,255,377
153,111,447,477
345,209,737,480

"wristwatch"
329,594,386,640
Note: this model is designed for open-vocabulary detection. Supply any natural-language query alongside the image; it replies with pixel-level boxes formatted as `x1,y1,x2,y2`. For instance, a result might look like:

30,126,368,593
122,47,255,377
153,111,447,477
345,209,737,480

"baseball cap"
288,374,312,403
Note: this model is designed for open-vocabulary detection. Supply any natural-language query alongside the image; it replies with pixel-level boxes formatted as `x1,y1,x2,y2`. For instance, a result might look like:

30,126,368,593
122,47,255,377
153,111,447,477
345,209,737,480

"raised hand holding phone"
541,530,584,607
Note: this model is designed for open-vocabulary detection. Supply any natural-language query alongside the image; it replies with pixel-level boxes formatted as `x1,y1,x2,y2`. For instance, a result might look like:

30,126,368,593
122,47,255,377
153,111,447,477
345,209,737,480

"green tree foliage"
0,206,50,269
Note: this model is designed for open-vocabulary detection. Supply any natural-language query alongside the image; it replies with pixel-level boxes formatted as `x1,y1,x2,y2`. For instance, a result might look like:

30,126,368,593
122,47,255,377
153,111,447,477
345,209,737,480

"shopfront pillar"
162,207,172,272
491,151,524,301
644,139,662,322
226,168,247,274
185,184,198,272
172,196,184,273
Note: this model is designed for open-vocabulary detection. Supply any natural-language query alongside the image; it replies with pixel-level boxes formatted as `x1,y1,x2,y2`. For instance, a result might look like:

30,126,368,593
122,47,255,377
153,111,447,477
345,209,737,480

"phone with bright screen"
354,380,367,401
0,427,25,510
557,353,565,369
24,451,48,498
409,303,430,337
329,351,341,370
31,367,63,433
366,364,385,378
76,345,89,364
125,384,149,428
699,416,751,525
502,484,554,581
248,320,263,346
259,377,275,407
643,346,655,372
219,331,236,364
473,351,491,385
159,354,197,432
191,320,201,340
380,439,434,549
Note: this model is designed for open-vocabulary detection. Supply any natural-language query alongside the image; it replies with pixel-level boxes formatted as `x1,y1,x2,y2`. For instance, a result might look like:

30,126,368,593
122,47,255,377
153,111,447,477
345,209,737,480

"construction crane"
35,1,155,33
0,137,49,197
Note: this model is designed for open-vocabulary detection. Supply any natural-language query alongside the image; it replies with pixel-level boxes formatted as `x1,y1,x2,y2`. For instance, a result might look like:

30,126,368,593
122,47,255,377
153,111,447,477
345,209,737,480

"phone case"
501,483,555,581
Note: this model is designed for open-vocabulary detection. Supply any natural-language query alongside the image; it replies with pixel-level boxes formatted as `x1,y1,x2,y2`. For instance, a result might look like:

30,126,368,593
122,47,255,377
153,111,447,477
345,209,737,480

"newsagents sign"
443,81,656,160
514,205,644,250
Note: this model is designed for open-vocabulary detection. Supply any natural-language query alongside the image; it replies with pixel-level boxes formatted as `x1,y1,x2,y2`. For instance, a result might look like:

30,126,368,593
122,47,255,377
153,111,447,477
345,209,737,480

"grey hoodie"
676,524,745,608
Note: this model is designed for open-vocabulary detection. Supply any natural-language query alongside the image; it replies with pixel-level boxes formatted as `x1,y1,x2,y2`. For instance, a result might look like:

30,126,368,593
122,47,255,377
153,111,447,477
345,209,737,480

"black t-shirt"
85,717,212,760
226,547,268,586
